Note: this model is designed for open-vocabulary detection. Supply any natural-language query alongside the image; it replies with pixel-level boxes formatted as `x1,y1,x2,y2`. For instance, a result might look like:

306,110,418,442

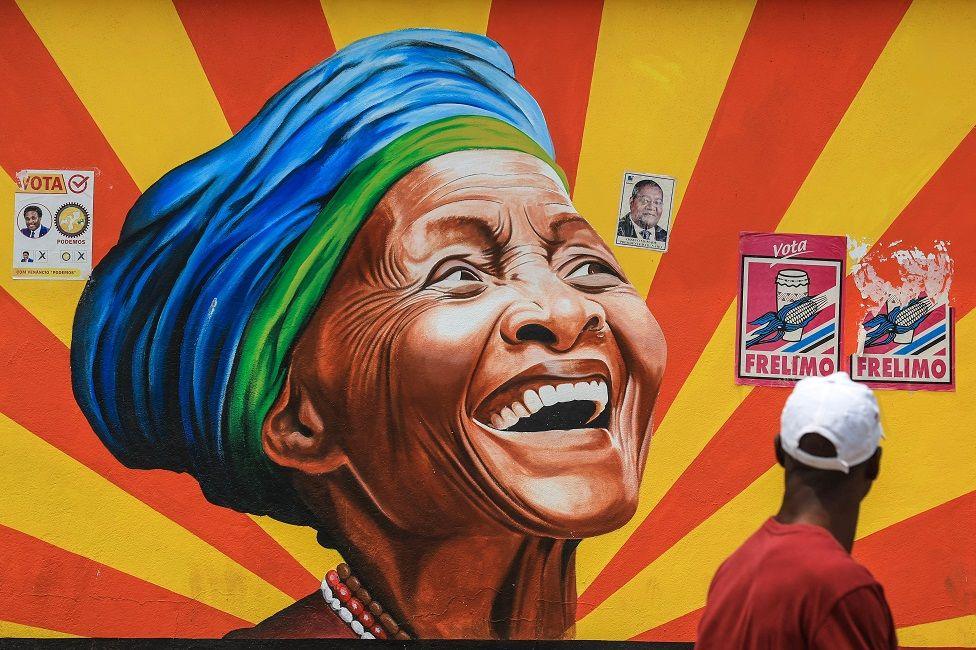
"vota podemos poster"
736,232,845,386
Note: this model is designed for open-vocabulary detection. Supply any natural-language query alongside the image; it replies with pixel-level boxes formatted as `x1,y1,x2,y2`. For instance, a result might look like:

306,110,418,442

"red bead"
325,570,340,588
358,611,375,628
370,624,387,639
335,583,351,603
347,598,364,617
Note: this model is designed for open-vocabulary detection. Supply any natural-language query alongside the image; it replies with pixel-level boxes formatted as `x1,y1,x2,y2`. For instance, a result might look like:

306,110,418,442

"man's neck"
775,488,860,553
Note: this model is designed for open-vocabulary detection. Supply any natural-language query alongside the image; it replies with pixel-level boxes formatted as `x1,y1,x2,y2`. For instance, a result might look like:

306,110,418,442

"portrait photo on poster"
614,172,676,252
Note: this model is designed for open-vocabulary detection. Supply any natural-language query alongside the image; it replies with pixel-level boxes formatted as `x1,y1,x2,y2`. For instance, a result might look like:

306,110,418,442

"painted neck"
308,478,578,639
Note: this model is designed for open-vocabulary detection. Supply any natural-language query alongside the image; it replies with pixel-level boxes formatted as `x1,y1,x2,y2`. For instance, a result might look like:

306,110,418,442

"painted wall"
0,0,973,644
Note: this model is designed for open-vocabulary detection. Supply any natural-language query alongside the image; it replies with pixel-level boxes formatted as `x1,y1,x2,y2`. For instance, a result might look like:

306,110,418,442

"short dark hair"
24,205,42,219
22,251,29,256
630,179,663,201
778,432,878,494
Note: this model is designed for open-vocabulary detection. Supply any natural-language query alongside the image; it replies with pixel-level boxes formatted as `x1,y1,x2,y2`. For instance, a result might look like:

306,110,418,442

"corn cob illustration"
747,294,828,347
864,296,934,347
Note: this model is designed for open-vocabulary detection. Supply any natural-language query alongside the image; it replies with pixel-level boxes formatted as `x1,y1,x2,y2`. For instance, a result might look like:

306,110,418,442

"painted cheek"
395,295,507,418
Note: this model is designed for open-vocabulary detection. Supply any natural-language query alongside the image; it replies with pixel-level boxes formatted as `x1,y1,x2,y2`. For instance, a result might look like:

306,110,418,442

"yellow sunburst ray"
576,0,976,596
578,310,976,640
577,303,751,591
0,621,75,638
898,615,976,647
572,0,756,299
320,0,491,50
249,515,344,582
0,174,81,345
774,0,976,239
16,0,232,191
0,413,292,624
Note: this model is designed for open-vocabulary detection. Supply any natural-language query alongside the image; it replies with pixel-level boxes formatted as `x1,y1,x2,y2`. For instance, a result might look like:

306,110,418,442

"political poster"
12,169,93,280
850,244,954,391
736,232,845,386
614,172,676,252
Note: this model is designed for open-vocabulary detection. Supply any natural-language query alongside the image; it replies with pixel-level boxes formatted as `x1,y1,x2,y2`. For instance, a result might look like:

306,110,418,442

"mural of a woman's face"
266,149,665,540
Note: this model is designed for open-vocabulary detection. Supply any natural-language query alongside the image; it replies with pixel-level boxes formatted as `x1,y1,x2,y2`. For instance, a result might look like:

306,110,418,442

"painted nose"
500,280,607,352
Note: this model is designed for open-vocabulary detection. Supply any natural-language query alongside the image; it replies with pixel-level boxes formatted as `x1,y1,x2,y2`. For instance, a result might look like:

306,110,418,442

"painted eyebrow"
422,213,503,242
547,212,588,231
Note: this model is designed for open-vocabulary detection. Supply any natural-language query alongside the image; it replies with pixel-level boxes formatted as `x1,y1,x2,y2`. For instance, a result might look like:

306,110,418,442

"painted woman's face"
279,149,665,539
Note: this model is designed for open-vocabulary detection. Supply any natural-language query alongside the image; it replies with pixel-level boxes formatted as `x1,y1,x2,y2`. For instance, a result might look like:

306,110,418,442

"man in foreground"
697,372,897,649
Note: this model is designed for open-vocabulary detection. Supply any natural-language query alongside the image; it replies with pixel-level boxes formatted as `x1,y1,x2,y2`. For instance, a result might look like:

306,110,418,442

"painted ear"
262,369,346,474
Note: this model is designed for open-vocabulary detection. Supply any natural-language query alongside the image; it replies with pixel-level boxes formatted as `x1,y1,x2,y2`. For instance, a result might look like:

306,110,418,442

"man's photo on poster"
17,204,52,239
615,172,675,252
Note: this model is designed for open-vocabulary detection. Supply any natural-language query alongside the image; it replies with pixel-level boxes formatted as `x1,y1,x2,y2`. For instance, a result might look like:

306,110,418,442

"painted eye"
565,260,624,289
426,264,486,296
440,267,480,283
566,261,618,279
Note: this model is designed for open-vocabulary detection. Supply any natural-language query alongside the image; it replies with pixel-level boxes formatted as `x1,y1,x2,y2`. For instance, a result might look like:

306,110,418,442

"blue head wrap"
71,29,561,525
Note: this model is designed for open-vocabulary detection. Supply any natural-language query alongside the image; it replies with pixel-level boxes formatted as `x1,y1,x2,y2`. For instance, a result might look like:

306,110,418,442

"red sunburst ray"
642,0,910,423
0,523,249,637
174,0,336,133
487,0,604,193
0,0,140,263
579,90,973,621
0,288,318,600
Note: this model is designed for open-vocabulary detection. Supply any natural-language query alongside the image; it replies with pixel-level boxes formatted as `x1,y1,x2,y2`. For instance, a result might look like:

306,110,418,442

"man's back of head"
697,372,896,649
775,372,884,550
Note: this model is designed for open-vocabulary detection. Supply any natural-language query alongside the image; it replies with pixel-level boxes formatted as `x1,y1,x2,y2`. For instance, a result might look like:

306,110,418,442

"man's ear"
262,369,346,474
774,435,786,468
865,447,881,482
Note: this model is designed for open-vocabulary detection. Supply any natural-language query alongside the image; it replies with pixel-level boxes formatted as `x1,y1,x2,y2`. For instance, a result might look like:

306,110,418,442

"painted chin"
463,360,638,537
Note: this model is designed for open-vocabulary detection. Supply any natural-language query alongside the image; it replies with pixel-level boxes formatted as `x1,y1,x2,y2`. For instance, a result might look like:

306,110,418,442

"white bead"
361,632,375,639
339,608,354,623
329,598,341,611
320,583,333,599
350,621,365,635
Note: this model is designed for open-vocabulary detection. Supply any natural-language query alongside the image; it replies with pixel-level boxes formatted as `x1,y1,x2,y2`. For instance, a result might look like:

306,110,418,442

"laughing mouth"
474,361,612,433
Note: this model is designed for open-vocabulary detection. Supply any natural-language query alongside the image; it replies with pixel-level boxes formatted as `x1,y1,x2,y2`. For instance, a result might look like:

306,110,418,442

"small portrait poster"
614,172,676,252
736,232,845,386
849,244,954,391
12,169,93,280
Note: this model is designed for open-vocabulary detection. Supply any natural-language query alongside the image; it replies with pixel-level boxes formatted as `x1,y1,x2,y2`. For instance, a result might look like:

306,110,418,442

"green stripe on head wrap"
226,115,567,523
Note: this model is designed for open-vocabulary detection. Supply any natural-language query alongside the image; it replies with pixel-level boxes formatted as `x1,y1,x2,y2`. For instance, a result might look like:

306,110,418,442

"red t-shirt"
696,518,896,649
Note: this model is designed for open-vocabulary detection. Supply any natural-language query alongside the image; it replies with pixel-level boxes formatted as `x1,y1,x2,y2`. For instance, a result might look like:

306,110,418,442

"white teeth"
555,383,574,402
487,380,611,430
539,384,558,406
500,407,518,429
523,389,543,413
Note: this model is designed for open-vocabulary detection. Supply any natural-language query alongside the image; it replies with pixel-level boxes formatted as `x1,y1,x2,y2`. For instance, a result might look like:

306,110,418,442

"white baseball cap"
780,372,884,473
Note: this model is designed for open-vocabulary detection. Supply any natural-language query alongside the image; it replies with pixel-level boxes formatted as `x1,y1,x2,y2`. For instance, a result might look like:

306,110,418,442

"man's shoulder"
762,523,879,591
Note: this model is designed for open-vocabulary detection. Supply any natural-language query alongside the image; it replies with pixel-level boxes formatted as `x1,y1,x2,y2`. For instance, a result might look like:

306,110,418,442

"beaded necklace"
320,563,411,640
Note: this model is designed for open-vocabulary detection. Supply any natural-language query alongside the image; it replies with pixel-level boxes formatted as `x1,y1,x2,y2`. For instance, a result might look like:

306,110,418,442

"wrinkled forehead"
375,150,602,259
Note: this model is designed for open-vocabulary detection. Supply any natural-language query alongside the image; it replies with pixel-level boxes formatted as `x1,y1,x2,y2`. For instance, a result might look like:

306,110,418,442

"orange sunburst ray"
634,489,976,640
174,0,337,134
641,0,910,423
578,0,911,618
486,0,604,193
0,0,138,263
0,286,317,600
0,523,248,637
855,490,976,627
581,125,976,619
